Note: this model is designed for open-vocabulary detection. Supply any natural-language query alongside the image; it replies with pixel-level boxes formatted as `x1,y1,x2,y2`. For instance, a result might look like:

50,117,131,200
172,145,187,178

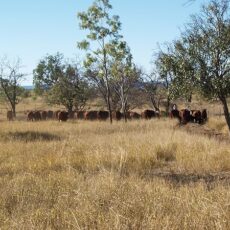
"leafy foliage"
0,58,25,116
33,53,90,112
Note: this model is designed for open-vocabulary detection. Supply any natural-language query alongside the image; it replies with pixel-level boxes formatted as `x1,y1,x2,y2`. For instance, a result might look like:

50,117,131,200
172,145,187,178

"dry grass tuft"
155,143,177,162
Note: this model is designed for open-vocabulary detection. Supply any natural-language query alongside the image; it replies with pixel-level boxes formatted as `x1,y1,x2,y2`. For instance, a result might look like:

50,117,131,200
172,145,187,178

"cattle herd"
23,109,155,121
6,108,207,124
170,108,208,124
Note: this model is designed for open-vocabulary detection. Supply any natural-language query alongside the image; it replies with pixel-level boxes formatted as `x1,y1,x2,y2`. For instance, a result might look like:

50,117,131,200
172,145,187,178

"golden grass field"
0,110,229,229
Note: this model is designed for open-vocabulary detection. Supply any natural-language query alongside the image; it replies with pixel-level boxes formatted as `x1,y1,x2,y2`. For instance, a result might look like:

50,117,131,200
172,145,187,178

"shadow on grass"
0,131,61,142
144,171,230,189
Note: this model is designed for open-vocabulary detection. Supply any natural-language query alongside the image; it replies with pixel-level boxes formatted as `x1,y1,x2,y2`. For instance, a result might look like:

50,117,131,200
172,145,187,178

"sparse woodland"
0,0,229,229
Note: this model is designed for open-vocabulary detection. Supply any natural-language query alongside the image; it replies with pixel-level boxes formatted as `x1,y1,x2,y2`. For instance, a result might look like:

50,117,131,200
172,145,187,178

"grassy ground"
0,118,229,229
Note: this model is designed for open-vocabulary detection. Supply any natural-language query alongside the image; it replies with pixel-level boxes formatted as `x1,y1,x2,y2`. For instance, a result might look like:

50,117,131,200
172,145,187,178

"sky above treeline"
0,0,207,85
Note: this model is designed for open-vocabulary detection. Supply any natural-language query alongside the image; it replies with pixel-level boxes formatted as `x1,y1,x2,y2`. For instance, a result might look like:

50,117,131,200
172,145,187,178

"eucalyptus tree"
0,57,25,117
110,41,140,121
179,0,230,131
33,53,90,113
141,71,165,112
155,49,176,114
78,0,123,123
170,39,196,103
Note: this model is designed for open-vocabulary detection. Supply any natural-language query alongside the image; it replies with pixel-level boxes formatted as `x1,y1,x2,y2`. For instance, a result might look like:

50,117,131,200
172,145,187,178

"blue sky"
0,0,206,85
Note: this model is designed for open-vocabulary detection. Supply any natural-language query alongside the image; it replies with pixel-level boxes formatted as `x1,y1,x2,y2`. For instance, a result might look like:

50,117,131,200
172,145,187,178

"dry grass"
207,117,229,134
0,119,229,229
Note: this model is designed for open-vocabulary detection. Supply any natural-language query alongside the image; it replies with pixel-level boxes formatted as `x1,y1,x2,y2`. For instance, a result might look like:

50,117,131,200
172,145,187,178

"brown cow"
169,109,180,120
84,111,98,120
112,111,123,121
27,111,34,121
129,111,141,120
191,110,202,124
201,109,208,122
58,111,68,122
76,111,85,120
47,110,54,119
41,111,47,120
179,109,191,124
7,111,13,121
33,111,41,121
97,111,109,120
141,109,155,119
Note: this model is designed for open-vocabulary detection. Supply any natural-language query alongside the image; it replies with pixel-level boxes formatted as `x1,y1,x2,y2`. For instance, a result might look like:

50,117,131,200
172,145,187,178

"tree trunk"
122,102,127,123
150,95,159,111
105,80,112,124
220,96,230,132
166,96,170,115
12,104,16,118
103,44,112,124
9,100,16,118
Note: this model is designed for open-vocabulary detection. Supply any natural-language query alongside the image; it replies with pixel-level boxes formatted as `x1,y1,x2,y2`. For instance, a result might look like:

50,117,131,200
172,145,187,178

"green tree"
110,41,140,121
78,0,123,123
33,53,90,113
171,0,230,131
141,71,165,112
155,50,176,114
0,57,25,117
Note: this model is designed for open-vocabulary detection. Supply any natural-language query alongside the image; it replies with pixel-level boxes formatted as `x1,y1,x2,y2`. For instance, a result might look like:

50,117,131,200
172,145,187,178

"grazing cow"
191,110,202,124
201,109,208,122
41,111,47,120
179,109,191,124
141,109,155,119
47,110,54,119
170,109,180,119
112,111,123,121
129,111,141,120
58,111,68,122
97,111,109,120
7,111,13,121
84,111,98,120
76,111,85,120
27,111,34,121
33,111,41,121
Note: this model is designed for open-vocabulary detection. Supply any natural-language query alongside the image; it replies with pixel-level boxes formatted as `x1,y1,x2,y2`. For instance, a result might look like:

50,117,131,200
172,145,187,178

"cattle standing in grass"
97,111,109,120
84,111,98,120
76,111,85,120
169,109,181,123
191,110,202,124
27,111,34,121
41,111,47,120
129,111,141,120
112,111,123,121
47,110,54,119
201,109,208,122
141,110,155,119
7,111,13,121
58,111,68,122
33,111,41,121
179,109,191,124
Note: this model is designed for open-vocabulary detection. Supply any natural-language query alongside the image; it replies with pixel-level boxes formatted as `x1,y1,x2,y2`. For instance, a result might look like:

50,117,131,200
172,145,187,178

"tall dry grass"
0,119,229,229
